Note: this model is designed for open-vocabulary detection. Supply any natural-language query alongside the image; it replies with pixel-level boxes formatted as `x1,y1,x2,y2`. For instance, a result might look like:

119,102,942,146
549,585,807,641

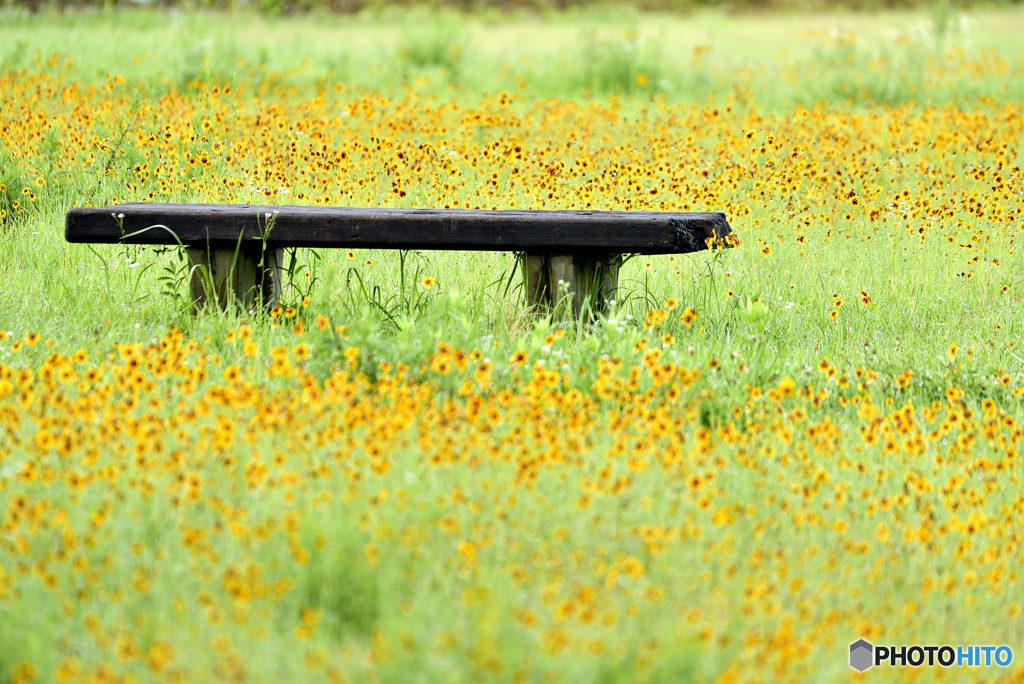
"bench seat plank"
65,203,732,254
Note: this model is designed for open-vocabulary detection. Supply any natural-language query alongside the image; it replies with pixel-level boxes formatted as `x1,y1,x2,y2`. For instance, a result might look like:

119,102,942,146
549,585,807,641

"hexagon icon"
850,639,874,672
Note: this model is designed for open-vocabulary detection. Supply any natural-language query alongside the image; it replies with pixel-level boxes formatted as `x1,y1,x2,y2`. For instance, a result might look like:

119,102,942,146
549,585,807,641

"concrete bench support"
521,252,621,318
185,244,283,312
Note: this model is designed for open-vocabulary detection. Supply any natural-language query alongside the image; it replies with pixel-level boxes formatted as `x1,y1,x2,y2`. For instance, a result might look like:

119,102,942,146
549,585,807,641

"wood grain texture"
65,203,734,254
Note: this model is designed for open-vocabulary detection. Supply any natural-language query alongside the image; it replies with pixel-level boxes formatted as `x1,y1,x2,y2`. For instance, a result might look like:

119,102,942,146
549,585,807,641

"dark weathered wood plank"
65,203,733,254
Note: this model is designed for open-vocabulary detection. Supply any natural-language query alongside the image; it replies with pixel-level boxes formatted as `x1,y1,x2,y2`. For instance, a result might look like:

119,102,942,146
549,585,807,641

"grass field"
2,6,1024,683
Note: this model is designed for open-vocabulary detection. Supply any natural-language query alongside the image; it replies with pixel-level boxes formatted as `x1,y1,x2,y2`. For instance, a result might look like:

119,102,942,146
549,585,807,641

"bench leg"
186,245,282,312
521,252,621,320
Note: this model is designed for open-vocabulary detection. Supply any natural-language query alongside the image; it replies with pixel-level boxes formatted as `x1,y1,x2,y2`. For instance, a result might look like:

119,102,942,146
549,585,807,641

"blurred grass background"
2,0,1023,15
2,4,1024,108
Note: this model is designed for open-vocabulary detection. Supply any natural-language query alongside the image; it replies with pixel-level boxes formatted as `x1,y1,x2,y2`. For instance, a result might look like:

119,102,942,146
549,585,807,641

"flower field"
2,8,1024,683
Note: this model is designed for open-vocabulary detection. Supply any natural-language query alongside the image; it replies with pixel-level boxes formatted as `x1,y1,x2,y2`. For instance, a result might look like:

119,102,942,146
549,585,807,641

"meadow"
1,5,1024,682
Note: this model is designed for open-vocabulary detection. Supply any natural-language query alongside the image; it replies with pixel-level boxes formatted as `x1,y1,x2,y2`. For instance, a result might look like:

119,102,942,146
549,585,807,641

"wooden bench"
65,203,735,317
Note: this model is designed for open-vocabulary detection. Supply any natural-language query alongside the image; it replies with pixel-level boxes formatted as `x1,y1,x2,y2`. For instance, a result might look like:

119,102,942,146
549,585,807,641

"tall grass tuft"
399,11,466,78
0,148,27,228
575,28,664,96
